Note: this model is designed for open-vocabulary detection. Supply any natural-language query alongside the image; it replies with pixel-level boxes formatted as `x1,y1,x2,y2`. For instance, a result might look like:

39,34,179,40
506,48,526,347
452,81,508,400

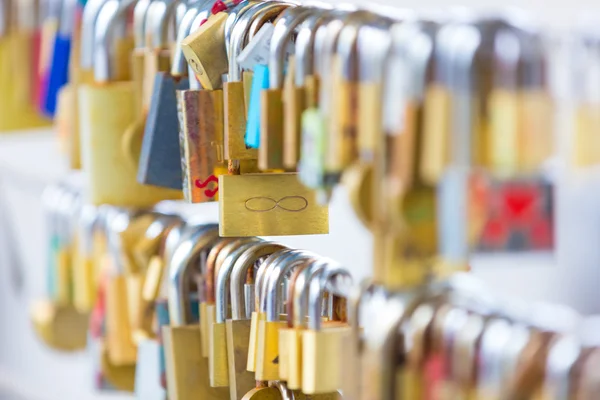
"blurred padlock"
79,0,182,207
138,0,190,190
256,250,314,381
162,224,230,400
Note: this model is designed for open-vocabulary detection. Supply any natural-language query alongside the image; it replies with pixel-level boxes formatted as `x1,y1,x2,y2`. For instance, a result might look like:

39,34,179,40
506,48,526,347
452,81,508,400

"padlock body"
226,319,256,400
302,327,351,394
209,322,230,387
225,81,257,160
219,173,329,237
247,311,264,372
163,325,229,400
256,320,286,381
79,82,182,207
259,88,285,170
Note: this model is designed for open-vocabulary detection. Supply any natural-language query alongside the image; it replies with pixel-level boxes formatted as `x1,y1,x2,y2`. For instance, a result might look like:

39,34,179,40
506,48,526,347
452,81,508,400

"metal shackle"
307,264,352,330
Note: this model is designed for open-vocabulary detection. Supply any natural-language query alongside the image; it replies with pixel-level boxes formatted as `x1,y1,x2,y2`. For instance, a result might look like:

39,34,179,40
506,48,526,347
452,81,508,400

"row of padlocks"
5,0,600,398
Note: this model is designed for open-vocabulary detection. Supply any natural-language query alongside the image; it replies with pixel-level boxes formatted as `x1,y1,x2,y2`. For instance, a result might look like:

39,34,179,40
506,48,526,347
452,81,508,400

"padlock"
138,0,190,190
259,7,314,171
218,173,329,237
163,224,229,400
325,11,380,185
301,265,352,394
278,259,313,383
31,184,88,351
89,274,135,392
200,237,241,357
179,6,232,203
79,0,182,207
256,250,315,381
181,10,230,90
0,0,50,131
104,211,139,366
43,0,77,116
228,242,287,399
285,258,328,389
73,203,99,313
225,1,289,162
211,241,262,387
298,12,347,196
205,238,261,363
247,249,291,372
283,13,328,169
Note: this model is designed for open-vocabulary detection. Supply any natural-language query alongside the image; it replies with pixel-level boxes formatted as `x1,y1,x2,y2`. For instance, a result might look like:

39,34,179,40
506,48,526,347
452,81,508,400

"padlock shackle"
229,1,288,82
171,5,199,76
307,265,351,330
167,224,219,326
207,238,260,304
145,0,178,50
269,381,295,400
290,258,327,328
224,0,260,61
264,250,315,322
77,204,99,256
255,249,294,315
268,7,313,89
104,208,136,274
335,11,378,82
314,15,345,114
58,0,78,35
94,0,136,82
186,2,213,89
80,0,110,69
204,238,238,303
215,242,260,323
133,0,153,48
230,242,287,320
294,12,326,87
357,19,395,84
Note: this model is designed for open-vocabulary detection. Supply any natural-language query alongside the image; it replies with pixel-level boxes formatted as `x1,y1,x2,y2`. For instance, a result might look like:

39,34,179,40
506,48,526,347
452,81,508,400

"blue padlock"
244,63,269,149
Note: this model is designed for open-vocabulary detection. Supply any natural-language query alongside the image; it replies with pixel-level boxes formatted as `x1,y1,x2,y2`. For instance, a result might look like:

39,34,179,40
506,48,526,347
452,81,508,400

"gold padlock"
163,224,229,400
227,242,287,399
181,11,229,90
79,0,181,207
73,204,100,313
301,266,352,394
278,261,311,383
211,241,262,387
247,249,291,372
259,7,313,171
256,250,315,381
224,2,289,162
283,13,328,169
286,259,329,390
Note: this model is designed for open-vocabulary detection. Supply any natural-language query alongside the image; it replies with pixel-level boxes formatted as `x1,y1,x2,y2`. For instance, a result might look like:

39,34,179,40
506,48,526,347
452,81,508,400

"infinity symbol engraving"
244,196,309,213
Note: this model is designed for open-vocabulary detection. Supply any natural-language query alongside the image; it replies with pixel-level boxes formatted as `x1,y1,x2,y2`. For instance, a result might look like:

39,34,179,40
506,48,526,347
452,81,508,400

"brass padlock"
301,265,352,394
224,1,289,162
256,250,315,381
247,249,291,372
181,11,230,90
286,259,329,390
73,203,99,313
163,224,229,400
138,0,190,190
104,210,139,366
201,237,240,358
283,13,328,169
228,242,287,399
218,173,329,237
31,184,88,351
259,7,314,171
278,260,313,383
211,241,261,387
79,0,182,207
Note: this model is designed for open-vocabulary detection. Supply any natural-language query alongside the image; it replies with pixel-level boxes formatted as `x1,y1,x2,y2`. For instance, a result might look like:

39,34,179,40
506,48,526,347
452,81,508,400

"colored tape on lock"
245,64,270,149
44,34,71,116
